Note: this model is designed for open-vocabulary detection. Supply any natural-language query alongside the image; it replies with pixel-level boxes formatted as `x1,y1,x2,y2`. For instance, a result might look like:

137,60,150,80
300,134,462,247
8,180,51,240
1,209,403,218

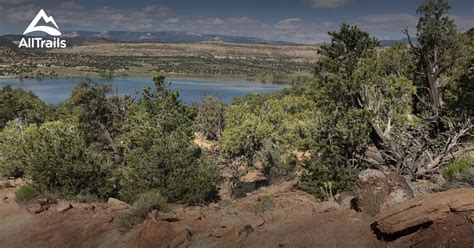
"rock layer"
374,188,474,235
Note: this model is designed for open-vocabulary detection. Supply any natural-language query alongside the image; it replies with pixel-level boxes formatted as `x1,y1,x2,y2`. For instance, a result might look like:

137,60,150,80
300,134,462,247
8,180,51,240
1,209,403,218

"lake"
0,77,286,104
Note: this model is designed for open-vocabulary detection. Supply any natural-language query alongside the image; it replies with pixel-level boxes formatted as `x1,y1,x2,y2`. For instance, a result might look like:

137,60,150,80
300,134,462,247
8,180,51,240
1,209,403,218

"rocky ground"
1,179,473,248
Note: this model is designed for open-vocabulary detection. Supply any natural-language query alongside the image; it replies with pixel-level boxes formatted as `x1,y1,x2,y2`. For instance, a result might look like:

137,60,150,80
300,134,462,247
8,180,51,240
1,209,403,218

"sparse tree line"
0,0,472,218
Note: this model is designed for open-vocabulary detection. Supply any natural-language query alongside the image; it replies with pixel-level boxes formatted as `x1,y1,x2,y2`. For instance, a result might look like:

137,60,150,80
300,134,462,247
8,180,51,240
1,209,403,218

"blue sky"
0,0,472,43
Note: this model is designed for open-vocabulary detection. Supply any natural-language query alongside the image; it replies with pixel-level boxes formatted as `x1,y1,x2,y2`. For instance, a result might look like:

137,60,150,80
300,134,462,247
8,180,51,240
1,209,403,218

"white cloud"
164,18,179,24
275,18,303,29
308,0,352,8
196,18,225,25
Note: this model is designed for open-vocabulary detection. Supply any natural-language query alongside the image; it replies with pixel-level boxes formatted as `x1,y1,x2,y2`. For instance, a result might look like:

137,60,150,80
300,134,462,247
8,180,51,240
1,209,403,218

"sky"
0,0,472,44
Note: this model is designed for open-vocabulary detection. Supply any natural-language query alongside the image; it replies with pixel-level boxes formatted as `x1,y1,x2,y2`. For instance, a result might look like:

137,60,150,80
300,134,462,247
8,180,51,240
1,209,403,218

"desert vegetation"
0,42,316,82
0,0,472,233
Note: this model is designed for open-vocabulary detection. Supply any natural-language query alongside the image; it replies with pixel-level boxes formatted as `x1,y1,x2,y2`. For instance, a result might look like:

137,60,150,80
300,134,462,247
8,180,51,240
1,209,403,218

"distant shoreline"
0,73,294,85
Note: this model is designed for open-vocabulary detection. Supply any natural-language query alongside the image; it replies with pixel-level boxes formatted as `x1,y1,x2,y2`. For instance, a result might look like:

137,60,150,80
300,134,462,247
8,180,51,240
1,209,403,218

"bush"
15,184,41,204
5,120,114,199
0,86,52,130
117,190,169,231
300,153,359,200
443,156,474,183
120,129,219,204
220,93,318,159
194,96,226,140
220,110,271,158
0,121,28,178
119,77,219,205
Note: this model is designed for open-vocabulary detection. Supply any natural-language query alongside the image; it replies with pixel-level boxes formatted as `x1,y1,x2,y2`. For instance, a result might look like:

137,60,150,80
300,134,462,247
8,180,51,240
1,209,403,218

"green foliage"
119,76,219,205
445,30,474,119
194,95,226,140
301,24,381,198
59,80,131,164
0,121,28,178
221,93,318,159
60,80,114,142
15,184,41,204
117,190,169,231
314,23,379,81
443,156,474,182
412,0,463,116
300,154,358,200
220,107,272,158
4,120,114,198
416,0,461,70
0,86,52,129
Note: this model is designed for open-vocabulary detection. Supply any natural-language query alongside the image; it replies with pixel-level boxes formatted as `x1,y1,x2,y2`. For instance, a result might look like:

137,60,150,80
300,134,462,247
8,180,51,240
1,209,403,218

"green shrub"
300,153,359,200
0,121,28,178
220,108,272,158
120,130,219,204
117,190,169,231
220,93,318,159
194,96,226,140
0,86,52,130
18,120,113,199
443,156,474,182
15,184,41,204
119,77,219,205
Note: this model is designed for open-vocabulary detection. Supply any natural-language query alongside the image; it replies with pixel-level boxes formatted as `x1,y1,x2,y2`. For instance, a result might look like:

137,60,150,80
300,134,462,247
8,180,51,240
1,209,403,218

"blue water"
0,77,285,104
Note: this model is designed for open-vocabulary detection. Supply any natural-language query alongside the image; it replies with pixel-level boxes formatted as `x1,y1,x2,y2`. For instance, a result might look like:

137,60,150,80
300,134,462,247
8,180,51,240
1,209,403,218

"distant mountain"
380,37,417,47
60,30,296,45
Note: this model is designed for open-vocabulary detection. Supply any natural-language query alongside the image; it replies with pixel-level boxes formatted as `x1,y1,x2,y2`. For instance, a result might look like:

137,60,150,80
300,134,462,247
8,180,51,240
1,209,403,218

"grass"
443,156,474,182
15,184,41,204
117,190,170,231
366,193,382,216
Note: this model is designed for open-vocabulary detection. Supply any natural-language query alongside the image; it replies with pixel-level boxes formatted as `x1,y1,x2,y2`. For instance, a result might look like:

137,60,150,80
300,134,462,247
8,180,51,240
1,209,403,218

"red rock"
374,188,474,235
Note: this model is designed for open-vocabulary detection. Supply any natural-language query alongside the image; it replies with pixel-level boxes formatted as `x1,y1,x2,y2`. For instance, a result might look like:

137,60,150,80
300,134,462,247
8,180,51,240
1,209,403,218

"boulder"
374,188,474,235
107,197,130,211
56,200,73,213
354,169,413,215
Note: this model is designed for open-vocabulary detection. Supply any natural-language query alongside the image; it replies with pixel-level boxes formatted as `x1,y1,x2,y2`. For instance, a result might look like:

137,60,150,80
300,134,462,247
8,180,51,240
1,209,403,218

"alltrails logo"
19,9,67,49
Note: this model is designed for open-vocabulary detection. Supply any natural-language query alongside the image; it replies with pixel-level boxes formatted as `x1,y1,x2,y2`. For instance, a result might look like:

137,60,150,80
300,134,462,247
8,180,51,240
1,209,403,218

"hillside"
0,42,318,81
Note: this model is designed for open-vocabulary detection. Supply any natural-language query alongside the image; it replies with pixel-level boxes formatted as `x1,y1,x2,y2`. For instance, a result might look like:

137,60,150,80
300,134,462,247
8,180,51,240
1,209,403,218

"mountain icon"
23,9,62,36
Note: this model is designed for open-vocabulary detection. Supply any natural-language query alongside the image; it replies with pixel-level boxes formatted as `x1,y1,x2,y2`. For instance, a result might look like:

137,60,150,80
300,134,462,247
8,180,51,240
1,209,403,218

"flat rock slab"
374,188,474,235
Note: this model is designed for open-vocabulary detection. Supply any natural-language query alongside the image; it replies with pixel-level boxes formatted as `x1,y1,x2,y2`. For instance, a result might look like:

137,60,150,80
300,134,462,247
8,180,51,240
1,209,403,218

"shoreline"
0,73,294,85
